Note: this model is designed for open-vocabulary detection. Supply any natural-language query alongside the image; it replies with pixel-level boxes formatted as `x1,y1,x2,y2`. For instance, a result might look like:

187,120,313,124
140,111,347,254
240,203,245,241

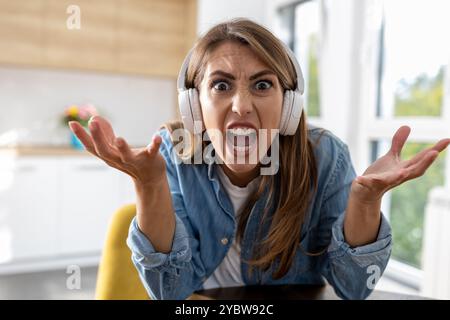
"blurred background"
0,0,449,299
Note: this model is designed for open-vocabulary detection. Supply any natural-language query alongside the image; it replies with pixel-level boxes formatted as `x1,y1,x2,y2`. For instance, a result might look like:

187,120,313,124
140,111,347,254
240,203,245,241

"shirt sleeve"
317,141,392,300
127,215,191,271
126,129,207,300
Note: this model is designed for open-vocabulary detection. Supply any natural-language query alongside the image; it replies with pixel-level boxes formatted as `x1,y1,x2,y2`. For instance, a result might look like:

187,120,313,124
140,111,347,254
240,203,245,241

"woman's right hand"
68,116,167,188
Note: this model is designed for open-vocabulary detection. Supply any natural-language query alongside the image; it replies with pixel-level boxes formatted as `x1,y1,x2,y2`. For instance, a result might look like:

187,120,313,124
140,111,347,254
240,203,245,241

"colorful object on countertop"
70,130,84,150
62,103,99,149
62,103,99,128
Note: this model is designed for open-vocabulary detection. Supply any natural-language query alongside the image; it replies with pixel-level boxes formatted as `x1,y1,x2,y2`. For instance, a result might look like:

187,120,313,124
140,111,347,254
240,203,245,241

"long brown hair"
165,18,319,279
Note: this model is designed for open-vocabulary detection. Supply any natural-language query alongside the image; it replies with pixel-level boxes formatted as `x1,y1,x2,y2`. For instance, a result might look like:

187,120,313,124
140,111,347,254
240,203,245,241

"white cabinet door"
0,155,137,265
59,158,121,255
0,157,59,261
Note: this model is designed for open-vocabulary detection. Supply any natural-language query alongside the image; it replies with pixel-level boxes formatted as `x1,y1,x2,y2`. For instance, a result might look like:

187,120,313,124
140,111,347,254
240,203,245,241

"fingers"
147,134,162,156
404,150,439,181
357,148,441,194
90,116,117,145
89,119,121,162
403,138,450,168
69,119,145,180
69,120,123,168
115,136,134,162
389,126,411,158
68,121,99,156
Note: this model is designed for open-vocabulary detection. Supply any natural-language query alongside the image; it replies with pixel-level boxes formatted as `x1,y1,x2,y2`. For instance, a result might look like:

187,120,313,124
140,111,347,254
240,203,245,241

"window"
278,0,322,118
378,0,448,119
294,1,321,117
278,0,450,287
371,140,447,268
374,0,450,268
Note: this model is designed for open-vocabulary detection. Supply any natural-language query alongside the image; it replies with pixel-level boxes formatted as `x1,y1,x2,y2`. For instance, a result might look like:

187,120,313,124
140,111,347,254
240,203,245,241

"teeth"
226,127,257,152
228,127,256,136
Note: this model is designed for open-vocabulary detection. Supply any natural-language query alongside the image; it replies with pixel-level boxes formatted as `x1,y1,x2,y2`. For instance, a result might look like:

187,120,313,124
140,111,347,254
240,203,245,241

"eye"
211,80,231,91
254,80,273,91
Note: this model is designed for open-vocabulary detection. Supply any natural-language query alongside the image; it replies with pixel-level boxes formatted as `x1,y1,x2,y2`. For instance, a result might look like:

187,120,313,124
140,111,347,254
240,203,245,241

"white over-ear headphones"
177,42,304,136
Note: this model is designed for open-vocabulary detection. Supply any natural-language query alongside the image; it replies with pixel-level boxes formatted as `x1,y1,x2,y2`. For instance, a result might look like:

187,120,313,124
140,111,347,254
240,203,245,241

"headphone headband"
177,49,194,92
282,43,304,95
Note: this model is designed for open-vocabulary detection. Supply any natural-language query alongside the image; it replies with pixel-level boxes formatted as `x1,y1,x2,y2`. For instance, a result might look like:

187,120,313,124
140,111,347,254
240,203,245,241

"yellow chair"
95,203,149,300
95,203,209,300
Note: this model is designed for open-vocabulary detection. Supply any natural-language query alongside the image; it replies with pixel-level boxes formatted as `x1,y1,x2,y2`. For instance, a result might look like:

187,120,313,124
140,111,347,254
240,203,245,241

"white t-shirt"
202,165,261,290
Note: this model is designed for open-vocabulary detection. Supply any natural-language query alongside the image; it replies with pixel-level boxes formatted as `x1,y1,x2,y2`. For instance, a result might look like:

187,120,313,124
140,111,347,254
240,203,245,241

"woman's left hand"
351,126,450,204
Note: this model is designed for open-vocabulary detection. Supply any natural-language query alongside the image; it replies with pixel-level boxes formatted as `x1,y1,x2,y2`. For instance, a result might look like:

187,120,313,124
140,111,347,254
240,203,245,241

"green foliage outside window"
394,66,444,117
390,142,446,267
306,34,320,117
390,66,446,268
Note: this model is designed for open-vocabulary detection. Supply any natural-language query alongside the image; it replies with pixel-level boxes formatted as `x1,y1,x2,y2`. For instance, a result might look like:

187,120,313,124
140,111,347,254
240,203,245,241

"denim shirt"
127,125,392,300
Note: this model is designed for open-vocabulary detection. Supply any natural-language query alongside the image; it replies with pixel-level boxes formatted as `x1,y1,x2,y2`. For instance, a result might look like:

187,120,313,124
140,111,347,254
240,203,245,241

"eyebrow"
208,69,276,81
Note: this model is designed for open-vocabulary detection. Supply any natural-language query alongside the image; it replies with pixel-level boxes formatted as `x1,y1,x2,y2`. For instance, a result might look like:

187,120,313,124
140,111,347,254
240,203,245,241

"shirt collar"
207,162,234,218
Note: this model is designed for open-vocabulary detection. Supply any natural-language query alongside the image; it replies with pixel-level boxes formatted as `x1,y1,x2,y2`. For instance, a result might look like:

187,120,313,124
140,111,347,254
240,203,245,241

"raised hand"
351,126,450,204
68,116,166,187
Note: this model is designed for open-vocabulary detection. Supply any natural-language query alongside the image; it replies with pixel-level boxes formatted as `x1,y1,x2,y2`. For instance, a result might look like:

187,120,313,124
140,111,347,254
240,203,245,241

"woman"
69,19,449,300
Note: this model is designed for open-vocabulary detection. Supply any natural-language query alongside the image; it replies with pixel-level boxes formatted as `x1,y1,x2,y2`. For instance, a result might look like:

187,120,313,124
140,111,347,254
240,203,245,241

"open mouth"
225,127,258,155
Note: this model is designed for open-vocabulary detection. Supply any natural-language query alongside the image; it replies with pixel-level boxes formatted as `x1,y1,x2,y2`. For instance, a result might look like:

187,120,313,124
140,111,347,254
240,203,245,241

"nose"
231,88,253,117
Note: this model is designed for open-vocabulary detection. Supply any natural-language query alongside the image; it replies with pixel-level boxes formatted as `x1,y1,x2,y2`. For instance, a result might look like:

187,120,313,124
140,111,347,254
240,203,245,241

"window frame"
277,0,323,121
278,0,450,290
351,0,450,288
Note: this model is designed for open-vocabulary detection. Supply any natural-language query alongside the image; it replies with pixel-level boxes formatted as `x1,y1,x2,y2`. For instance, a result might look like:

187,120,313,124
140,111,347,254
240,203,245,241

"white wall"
0,67,176,147
197,0,300,36
197,0,270,36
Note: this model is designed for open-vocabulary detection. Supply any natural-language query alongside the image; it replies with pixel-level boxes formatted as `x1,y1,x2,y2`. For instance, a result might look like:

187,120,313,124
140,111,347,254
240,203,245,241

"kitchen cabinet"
0,0,44,66
0,0,197,77
0,152,135,268
59,158,122,255
0,158,60,261
43,0,118,72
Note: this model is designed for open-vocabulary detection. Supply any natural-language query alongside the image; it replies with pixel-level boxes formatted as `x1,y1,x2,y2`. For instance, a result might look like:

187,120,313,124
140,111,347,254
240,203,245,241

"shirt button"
221,238,229,245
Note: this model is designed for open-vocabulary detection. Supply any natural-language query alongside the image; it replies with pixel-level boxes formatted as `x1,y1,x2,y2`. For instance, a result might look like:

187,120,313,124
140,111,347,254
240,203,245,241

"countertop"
0,145,91,157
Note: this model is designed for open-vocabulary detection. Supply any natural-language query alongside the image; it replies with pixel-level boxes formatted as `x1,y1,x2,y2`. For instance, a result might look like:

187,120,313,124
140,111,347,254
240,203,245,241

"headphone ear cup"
286,91,303,135
280,90,303,136
178,88,204,134
188,88,204,133
178,89,195,133
280,90,293,135
295,92,304,118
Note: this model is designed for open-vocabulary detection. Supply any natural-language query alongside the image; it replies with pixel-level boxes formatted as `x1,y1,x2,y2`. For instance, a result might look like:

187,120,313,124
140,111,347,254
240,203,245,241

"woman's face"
198,41,283,182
